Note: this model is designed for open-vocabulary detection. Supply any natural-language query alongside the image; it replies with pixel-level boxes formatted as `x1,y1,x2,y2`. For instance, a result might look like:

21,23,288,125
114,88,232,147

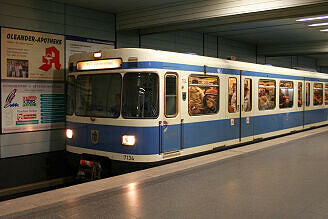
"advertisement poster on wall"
66,36,114,69
1,27,65,81
1,81,65,133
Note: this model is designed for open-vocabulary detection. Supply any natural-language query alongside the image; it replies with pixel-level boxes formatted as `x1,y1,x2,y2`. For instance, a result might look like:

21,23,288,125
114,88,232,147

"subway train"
65,48,328,170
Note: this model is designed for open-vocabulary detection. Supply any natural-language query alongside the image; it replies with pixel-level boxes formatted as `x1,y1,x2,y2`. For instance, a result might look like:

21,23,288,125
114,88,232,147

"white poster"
66,36,114,67
2,81,64,133
1,28,65,81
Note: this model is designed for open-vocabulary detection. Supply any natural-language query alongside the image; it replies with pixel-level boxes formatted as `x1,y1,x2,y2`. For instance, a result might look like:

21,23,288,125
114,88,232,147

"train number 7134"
123,155,135,161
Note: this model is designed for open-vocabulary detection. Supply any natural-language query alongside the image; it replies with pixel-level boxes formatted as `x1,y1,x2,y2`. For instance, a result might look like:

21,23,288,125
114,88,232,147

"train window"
66,76,75,115
76,74,122,118
228,78,237,113
258,79,276,111
165,74,177,117
243,78,252,112
325,84,328,105
298,82,302,107
122,73,159,118
188,75,219,116
306,82,310,106
279,81,294,109
313,83,323,106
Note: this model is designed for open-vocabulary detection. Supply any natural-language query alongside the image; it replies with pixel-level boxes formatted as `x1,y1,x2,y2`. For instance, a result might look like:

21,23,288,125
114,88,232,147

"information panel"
2,80,65,133
1,28,65,81
66,36,114,66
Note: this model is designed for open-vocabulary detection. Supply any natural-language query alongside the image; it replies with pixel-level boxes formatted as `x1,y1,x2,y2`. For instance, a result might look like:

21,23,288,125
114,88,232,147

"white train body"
66,48,328,162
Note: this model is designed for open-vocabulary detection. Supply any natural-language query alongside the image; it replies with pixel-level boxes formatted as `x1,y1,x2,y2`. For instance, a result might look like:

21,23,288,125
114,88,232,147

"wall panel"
219,37,257,63
0,0,116,158
265,55,317,70
204,34,217,58
117,30,139,48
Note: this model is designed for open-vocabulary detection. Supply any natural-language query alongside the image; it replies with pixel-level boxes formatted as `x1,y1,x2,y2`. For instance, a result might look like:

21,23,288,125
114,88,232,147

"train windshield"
122,73,159,118
75,74,122,118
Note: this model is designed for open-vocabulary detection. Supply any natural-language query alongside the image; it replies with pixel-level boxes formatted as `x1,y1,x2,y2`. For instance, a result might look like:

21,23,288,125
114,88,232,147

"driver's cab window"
165,74,178,117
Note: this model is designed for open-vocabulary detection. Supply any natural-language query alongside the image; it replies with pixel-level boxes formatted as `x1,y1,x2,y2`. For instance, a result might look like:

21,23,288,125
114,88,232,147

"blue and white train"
66,48,328,165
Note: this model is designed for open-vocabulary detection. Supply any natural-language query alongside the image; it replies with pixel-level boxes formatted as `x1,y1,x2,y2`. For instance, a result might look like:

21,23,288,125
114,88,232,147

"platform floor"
1,127,328,218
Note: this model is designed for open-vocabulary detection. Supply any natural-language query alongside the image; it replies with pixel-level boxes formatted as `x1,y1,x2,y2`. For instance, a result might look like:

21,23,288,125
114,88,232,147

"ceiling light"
297,15,328,22
309,22,328,27
320,29,328,32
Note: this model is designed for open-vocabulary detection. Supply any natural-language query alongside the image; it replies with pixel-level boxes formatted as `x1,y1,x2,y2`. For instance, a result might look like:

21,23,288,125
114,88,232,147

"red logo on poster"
39,46,61,71
17,114,24,121
17,113,37,121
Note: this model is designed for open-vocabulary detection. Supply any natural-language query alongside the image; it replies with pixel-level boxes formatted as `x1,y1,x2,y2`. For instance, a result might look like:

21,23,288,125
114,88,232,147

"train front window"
66,76,75,115
122,73,159,118
75,74,122,118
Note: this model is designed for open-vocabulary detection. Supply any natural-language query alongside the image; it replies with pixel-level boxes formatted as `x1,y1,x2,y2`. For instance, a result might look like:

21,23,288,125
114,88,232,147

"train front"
66,50,161,164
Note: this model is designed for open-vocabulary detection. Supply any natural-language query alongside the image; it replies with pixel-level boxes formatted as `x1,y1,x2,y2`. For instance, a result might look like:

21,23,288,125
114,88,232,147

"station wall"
0,0,115,159
117,30,258,63
117,30,320,73
319,67,328,74
265,56,317,71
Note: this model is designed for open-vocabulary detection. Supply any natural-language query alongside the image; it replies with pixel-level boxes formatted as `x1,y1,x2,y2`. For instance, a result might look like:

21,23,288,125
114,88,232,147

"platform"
1,127,328,218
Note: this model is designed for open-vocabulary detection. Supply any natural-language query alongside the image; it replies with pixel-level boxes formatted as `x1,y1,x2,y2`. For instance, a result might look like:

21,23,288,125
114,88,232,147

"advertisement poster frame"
1,27,65,134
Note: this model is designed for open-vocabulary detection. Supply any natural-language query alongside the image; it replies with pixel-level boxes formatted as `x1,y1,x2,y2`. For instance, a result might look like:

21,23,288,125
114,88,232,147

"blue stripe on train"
67,123,159,155
67,108,328,155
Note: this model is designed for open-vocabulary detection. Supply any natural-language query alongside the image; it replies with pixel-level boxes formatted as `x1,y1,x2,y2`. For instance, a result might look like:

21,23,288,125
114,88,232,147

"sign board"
66,36,114,67
1,28,65,81
2,80,64,133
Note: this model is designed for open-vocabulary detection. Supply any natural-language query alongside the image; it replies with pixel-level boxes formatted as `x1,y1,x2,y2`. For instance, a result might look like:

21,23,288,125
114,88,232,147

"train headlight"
93,52,102,58
122,135,136,146
66,129,73,139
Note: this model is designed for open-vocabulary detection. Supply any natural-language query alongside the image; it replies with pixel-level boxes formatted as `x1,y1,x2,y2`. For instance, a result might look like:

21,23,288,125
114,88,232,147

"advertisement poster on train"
1,81,65,133
1,27,65,81
65,36,114,70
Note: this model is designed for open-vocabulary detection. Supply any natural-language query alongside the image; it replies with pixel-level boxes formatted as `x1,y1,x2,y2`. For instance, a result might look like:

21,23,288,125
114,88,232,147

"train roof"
69,48,328,80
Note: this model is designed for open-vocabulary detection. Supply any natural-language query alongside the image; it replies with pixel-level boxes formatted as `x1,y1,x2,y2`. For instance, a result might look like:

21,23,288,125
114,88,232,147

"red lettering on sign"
39,46,61,71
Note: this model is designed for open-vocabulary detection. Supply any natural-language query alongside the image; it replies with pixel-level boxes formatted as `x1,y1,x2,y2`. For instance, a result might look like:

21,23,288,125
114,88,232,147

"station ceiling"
55,0,328,64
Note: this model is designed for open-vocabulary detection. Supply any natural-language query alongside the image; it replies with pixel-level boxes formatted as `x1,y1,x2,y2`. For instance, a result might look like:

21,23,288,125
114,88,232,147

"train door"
160,73,182,153
298,80,305,128
240,76,254,142
226,76,241,143
304,81,311,127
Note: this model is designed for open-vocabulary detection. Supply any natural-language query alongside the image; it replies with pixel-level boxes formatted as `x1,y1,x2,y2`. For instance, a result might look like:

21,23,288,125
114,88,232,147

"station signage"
1,80,65,133
1,27,65,81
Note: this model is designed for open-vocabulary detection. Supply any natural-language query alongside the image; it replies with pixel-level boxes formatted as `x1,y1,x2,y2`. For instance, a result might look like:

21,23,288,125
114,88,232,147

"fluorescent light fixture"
297,15,328,22
309,22,328,27
320,29,328,32
77,59,122,71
